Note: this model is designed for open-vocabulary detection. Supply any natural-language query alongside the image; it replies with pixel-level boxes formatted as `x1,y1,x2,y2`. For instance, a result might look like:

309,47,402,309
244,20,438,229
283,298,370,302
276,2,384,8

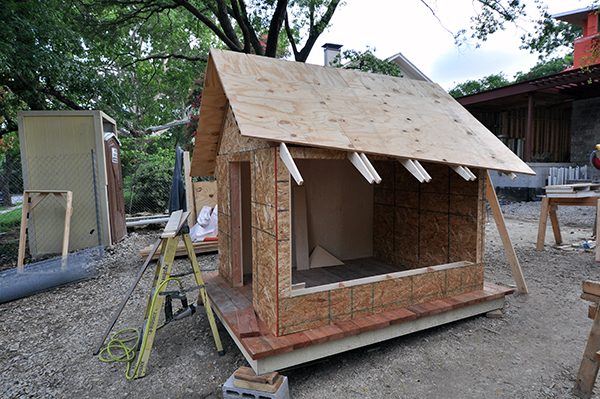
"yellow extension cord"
98,277,182,380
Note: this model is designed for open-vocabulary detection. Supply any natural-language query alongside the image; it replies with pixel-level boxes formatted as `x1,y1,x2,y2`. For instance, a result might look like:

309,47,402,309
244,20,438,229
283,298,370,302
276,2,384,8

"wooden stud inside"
359,153,382,184
279,143,304,185
348,152,375,184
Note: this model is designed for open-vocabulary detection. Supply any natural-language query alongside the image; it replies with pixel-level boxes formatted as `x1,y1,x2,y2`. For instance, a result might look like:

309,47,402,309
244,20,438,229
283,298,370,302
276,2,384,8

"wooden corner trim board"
289,261,474,298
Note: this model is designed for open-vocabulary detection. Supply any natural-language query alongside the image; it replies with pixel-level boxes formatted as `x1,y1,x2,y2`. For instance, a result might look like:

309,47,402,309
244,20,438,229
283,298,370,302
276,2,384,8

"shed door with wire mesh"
19,112,107,257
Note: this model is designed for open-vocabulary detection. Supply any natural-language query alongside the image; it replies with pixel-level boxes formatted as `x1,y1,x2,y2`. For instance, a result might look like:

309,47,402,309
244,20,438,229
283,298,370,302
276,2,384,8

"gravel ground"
1,201,600,398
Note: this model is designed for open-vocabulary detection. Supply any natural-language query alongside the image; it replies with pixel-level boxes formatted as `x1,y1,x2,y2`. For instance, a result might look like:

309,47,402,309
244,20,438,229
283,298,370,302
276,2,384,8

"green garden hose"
98,277,182,380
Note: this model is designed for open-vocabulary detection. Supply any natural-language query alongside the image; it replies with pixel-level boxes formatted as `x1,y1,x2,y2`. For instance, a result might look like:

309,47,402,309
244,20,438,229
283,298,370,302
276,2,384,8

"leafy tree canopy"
520,11,582,59
448,54,574,97
334,48,403,77
513,55,573,82
1,0,594,139
448,73,511,97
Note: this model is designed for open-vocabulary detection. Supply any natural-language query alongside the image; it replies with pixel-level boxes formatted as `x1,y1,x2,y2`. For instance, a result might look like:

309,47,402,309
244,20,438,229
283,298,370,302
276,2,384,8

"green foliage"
335,48,403,77
0,0,343,138
0,0,106,132
0,0,213,137
449,73,511,97
514,55,572,82
0,208,21,233
453,0,527,46
120,134,177,214
449,53,577,97
82,2,214,131
447,0,588,60
520,8,582,59
0,132,22,206
126,158,173,214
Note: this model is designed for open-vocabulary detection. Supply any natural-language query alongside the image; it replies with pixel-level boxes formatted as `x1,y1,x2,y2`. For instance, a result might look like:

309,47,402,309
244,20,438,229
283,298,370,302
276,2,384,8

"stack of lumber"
544,183,600,198
138,239,218,259
232,367,284,393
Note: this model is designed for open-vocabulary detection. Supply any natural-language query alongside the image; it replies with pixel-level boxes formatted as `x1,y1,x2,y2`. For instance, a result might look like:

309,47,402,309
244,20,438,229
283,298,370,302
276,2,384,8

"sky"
304,0,591,89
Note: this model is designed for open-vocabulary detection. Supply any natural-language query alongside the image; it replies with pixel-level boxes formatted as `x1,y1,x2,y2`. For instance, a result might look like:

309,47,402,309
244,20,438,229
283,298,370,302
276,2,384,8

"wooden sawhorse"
536,196,600,262
17,190,73,271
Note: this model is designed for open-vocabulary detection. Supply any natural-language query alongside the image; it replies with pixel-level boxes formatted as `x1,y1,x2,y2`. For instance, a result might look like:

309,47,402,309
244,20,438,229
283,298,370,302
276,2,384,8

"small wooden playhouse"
191,49,534,373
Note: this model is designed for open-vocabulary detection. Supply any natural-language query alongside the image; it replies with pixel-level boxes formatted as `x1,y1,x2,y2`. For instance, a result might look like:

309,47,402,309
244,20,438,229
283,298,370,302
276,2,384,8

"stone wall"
571,97,600,166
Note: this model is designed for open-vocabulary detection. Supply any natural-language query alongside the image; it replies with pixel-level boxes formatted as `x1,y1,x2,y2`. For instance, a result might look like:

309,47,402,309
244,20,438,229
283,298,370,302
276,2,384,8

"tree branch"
418,0,455,37
171,0,242,51
42,86,83,110
284,11,299,60
121,53,208,68
229,0,251,53
214,0,243,50
236,0,264,55
265,0,288,57
296,0,341,62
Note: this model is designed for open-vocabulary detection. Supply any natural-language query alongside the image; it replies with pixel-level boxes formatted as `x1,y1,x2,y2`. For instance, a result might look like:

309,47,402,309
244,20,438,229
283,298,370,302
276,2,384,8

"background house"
456,6,600,198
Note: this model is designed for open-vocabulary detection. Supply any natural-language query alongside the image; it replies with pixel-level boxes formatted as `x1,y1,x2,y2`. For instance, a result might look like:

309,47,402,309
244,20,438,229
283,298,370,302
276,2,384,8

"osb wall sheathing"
215,107,292,335
219,106,270,156
215,104,270,285
372,161,485,268
275,149,485,336
250,147,280,334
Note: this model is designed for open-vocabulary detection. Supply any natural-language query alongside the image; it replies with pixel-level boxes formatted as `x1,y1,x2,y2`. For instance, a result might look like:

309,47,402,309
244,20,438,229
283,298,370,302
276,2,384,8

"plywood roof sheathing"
191,49,535,177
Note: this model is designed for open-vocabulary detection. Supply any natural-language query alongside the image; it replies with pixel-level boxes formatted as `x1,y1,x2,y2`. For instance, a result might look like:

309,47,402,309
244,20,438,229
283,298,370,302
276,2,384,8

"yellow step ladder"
97,210,223,379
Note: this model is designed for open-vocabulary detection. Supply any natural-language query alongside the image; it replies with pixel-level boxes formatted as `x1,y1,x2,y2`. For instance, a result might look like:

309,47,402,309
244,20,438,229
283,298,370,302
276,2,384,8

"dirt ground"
2,201,600,398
